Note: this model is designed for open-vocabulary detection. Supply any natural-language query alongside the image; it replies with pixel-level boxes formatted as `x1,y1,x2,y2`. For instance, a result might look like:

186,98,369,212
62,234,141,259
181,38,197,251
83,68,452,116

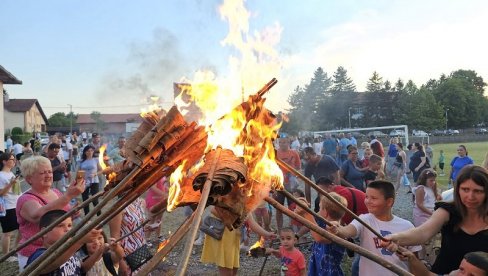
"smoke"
98,28,194,111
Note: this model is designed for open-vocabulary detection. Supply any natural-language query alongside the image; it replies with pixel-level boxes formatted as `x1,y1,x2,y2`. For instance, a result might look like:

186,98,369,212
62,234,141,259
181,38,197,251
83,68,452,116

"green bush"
11,127,23,135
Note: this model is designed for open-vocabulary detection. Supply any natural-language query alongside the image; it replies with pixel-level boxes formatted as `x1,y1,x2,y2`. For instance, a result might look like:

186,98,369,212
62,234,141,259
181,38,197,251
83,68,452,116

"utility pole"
348,107,352,129
68,104,73,134
445,108,449,131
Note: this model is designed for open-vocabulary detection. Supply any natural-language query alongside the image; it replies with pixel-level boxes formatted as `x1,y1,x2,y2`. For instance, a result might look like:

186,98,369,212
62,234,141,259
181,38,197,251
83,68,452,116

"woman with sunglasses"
0,153,21,262
448,145,474,188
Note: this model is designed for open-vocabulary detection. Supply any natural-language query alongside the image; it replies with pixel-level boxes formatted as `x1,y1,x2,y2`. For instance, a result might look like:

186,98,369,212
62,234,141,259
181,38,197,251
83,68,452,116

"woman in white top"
0,153,21,262
412,168,442,264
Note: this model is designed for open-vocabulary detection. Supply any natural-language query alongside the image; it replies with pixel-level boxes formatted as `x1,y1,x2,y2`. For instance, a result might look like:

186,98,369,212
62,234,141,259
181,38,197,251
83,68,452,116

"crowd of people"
0,131,486,275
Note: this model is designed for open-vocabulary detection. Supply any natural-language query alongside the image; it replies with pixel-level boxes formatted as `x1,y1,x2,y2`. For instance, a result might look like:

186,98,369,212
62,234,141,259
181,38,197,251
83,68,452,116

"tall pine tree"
332,66,356,92
366,71,383,92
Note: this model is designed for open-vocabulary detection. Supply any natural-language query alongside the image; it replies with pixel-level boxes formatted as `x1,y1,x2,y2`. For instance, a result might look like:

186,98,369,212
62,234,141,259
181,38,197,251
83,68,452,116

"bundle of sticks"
19,105,208,276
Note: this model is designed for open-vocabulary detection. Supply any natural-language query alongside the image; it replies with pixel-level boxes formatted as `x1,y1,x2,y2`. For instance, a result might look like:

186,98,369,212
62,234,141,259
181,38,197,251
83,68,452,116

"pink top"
145,177,167,209
16,189,68,257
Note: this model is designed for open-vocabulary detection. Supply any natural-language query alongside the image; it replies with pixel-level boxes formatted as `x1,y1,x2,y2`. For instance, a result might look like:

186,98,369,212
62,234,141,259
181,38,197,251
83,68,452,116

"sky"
2,0,488,117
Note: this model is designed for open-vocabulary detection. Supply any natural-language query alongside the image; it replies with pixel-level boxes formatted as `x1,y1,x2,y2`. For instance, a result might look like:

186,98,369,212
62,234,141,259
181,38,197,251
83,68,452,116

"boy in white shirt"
331,180,421,275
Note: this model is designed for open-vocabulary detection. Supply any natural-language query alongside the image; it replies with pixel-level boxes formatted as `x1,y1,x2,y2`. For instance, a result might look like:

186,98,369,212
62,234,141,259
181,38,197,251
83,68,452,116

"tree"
404,80,419,95
450,69,486,95
382,80,393,93
331,66,356,92
90,111,106,133
394,79,405,93
366,71,383,93
48,112,71,127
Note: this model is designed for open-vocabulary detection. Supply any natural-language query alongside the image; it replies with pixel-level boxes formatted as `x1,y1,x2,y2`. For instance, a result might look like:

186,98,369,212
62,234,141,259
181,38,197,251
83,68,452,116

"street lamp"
68,104,73,134
445,108,449,131
348,107,352,129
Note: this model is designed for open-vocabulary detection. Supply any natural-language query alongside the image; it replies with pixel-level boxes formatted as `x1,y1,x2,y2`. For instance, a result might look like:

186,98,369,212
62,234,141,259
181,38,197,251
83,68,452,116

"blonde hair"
361,142,370,149
320,192,348,220
21,156,51,178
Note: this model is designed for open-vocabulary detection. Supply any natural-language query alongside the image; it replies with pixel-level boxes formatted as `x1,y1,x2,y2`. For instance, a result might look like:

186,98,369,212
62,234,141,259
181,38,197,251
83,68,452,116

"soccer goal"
312,125,410,146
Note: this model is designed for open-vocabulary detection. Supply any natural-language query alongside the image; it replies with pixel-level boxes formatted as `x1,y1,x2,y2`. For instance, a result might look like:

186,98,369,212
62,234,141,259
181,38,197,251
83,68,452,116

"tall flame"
167,161,187,211
168,0,285,211
98,144,108,171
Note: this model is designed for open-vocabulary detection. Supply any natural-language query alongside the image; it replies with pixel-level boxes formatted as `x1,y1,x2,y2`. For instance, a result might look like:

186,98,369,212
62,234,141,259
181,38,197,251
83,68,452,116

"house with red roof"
4,98,48,133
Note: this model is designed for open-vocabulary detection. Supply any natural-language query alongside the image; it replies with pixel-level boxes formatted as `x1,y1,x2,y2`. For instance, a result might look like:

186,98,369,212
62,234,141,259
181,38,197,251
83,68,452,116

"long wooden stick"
276,158,387,241
135,214,195,275
176,147,222,276
22,165,157,276
0,191,104,263
279,189,332,226
265,196,413,276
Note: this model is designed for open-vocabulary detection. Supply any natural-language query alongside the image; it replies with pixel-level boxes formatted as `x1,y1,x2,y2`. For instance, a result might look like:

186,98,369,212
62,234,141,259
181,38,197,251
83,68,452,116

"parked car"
350,131,366,139
475,128,487,134
431,129,445,136
40,135,50,146
367,131,388,138
412,130,429,136
446,129,460,135
389,129,406,137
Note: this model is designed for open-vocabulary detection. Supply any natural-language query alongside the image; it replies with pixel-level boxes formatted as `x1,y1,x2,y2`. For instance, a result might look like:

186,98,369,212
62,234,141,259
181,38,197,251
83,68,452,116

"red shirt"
277,149,301,184
333,185,368,224
280,246,306,276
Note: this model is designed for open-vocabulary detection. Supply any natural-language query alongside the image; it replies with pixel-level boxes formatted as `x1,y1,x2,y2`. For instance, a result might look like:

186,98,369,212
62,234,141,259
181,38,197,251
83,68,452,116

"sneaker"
6,256,17,262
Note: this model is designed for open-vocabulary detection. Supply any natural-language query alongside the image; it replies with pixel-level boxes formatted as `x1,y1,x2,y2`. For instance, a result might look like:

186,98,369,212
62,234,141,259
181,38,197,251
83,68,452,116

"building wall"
4,111,25,133
25,104,46,132
79,122,130,135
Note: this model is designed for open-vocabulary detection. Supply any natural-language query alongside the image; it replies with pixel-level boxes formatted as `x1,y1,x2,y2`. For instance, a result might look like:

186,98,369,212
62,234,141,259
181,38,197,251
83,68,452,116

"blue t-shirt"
322,139,337,156
26,248,82,276
339,138,351,155
387,144,398,158
341,160,365,190
308,217,345,276
450,156,474,181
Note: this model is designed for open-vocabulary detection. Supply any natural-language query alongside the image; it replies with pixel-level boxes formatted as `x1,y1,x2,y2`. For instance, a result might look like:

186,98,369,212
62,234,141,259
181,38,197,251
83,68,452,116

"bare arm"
388,208,449,246
339,170,355,188
80,246,104,273
109,210,124,240
247,214,276,239
20,195,72,224
415,157,427,172
335,224,358,239
0,177,16,196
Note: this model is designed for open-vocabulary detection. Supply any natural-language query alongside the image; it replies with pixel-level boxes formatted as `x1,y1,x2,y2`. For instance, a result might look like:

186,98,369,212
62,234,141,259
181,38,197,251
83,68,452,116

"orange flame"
167,161,187,211
98,144,107,171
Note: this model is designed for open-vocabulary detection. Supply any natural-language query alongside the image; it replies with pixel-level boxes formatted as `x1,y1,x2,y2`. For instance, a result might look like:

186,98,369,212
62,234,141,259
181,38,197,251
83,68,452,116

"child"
412,169,441,265
266,227,306,276
288,189,306,234
298,192,348,276
253,200,271,232
80,231,125,276
26,209,101,275
361,148,373,168
363,154,384,190
331,180,421,276
438,150,445,176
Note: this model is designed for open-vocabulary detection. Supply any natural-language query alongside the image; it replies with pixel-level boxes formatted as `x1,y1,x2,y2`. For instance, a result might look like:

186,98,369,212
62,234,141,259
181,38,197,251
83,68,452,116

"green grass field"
427,141,487,190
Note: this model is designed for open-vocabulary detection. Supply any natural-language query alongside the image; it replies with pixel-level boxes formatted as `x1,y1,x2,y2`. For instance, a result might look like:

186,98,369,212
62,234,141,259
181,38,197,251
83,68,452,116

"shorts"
0,208,19,233
439,163,445,170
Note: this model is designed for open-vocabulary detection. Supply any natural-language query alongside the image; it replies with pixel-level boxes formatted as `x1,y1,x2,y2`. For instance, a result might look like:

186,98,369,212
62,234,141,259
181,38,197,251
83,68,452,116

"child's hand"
377,234,399,252
293,197,309,215
82,228,103,244
326,221,341,235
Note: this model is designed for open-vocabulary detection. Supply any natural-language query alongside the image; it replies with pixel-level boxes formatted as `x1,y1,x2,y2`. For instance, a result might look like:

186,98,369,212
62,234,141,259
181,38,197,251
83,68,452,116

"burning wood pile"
14,77,413,276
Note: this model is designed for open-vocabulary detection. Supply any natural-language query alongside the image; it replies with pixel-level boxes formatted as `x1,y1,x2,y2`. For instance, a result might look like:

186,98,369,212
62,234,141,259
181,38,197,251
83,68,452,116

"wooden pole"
0,191,103,263
135,214,195,275
176,147,222,276
22,164,160,276
264,196,413,276
276,158,387,241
